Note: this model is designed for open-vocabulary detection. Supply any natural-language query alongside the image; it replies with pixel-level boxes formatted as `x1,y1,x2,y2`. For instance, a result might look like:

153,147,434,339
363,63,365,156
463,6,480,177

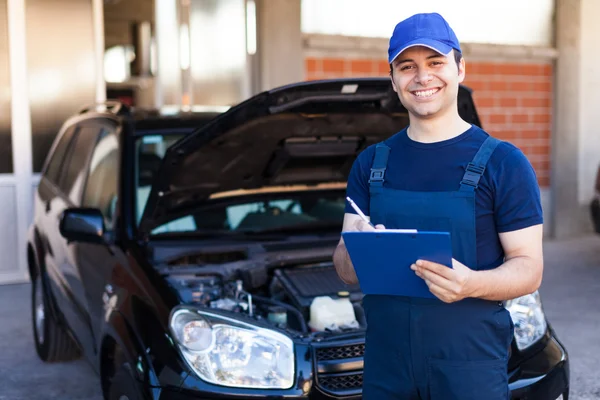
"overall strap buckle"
459,136,501,192
460,162,486,188
369,168,386,183
369,143,391,189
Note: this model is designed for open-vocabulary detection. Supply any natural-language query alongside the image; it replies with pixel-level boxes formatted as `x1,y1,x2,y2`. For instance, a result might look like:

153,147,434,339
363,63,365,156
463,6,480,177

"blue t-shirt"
345,125,543,270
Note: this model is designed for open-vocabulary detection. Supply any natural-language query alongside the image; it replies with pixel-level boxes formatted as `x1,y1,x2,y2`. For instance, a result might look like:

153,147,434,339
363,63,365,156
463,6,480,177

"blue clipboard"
342,230,452,299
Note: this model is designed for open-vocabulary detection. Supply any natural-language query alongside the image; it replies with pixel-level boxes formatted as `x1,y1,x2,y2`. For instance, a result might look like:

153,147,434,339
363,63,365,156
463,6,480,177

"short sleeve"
344,149,372,216
493,148,544,232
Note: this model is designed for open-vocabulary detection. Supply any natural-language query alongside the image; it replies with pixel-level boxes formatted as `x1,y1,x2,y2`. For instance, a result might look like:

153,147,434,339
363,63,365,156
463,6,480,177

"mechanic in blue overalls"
333,13,544,400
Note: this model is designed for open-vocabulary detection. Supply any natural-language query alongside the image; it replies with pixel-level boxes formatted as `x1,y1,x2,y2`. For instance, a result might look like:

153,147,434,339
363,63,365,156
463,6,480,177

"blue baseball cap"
388,13,461,64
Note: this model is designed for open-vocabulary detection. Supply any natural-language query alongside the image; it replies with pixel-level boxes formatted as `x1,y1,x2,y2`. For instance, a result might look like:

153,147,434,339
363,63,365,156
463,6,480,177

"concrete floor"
1,235,600,400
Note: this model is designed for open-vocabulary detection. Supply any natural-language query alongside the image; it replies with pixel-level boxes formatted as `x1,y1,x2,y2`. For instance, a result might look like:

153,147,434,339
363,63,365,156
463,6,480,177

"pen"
346,196,376,228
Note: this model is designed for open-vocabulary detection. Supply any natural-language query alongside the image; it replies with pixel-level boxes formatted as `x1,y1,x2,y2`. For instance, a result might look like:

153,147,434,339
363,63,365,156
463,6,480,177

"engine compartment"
163,253,366,335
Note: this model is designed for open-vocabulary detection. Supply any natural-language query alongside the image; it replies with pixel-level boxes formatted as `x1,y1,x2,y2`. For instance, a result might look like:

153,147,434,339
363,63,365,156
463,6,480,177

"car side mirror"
59,208,105,244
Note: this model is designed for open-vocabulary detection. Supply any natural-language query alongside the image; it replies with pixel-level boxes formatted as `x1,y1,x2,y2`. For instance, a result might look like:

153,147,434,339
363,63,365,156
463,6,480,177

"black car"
590,167,600,233
27,78,569,400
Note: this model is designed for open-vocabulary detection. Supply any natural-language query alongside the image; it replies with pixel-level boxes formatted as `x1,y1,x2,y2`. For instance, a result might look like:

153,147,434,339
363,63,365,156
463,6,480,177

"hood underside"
139,79,480,233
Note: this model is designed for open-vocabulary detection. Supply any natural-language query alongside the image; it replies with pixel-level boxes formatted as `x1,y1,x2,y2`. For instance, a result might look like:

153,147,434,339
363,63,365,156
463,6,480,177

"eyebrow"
395,54,445,65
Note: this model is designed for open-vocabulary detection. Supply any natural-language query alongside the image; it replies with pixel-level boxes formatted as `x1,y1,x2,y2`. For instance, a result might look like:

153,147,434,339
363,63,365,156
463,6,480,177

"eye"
430,61,444,66
400,65,414,71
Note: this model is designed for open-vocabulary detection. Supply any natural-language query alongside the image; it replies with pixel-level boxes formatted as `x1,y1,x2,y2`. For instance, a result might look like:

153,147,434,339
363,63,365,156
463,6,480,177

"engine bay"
160,242,366,335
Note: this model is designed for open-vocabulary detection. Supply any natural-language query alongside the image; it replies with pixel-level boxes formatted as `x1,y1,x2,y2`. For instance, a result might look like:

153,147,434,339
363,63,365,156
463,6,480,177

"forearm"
333,242,359,285
470,256,543,301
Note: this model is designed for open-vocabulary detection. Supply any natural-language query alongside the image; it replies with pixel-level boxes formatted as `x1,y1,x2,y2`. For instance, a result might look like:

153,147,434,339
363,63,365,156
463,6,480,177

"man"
333,12,544,400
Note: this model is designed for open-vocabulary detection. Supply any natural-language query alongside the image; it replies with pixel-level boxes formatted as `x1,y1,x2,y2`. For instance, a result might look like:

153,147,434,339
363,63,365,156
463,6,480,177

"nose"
415,68,433,85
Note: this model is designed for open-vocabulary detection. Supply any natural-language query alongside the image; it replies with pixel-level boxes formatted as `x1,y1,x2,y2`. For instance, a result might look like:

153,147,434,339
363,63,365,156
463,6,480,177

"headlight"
505,291,547,351
169,308,295,389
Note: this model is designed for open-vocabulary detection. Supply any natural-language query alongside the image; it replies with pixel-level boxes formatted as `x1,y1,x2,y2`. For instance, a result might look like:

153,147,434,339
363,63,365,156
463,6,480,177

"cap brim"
388,39,453,64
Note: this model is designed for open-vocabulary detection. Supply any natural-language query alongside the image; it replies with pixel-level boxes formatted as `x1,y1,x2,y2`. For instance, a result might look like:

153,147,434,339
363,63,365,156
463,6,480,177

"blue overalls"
361,136,514,400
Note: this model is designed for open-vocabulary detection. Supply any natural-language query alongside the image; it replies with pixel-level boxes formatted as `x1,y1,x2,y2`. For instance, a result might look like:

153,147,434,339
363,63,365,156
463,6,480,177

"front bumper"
508,335,570,400
159,332,569,400
590,197,600,234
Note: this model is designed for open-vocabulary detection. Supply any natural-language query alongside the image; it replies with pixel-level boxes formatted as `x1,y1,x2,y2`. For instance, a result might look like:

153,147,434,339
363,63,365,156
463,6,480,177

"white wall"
302,0,554,47
578,0,600,203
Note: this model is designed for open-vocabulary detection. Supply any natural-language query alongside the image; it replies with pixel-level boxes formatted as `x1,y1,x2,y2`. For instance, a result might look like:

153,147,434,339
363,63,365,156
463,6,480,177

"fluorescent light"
179,23,190,70
246,0,257,55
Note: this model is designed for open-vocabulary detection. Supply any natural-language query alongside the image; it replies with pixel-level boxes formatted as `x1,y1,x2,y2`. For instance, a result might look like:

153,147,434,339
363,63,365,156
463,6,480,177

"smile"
411,88,441,98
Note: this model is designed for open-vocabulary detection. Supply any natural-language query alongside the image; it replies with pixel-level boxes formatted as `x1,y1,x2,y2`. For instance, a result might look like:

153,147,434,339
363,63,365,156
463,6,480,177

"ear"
458,57,466,83
390,72,399,93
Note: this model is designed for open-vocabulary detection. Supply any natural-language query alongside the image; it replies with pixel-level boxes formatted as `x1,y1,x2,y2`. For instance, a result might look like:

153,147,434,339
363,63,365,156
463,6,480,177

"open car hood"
139,78,481,234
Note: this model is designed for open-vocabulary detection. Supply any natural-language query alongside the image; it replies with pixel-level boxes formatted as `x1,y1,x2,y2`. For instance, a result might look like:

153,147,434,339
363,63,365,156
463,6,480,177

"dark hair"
389,49,463,76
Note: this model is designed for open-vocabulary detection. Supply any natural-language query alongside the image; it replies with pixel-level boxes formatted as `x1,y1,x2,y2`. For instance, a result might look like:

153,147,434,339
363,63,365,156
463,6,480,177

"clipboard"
342,230,452,299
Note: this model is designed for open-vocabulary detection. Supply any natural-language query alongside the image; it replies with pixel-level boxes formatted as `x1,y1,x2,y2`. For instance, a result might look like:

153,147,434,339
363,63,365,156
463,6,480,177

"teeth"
414,89,438,97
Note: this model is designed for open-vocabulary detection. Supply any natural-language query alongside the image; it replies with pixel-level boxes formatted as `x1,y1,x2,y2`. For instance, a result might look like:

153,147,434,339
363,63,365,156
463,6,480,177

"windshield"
135,133,347,235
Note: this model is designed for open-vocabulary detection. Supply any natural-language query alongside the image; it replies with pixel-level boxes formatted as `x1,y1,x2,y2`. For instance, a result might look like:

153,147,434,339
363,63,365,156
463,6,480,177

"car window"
82,130,120,231
43,126,76,185
135,133,186,223
60,125,102,204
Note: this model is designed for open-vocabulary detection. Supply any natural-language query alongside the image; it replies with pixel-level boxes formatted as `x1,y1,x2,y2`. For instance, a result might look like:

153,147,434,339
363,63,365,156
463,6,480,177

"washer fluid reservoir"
308,295,358,331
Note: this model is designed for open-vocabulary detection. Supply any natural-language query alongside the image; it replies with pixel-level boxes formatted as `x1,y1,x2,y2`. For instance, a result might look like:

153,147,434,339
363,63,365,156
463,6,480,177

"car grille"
316,343,365,361
319,372,364,391
313,341,365,396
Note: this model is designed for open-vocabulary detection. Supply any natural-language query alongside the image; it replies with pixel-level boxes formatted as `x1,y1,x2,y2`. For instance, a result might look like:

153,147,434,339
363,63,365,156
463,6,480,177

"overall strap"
459,136,501,192
369,143,391,194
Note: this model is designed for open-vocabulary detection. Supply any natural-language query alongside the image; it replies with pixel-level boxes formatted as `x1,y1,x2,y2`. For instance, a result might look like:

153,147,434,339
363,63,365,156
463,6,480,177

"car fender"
101,308,162,388
27,224,42,280
100,291,188,398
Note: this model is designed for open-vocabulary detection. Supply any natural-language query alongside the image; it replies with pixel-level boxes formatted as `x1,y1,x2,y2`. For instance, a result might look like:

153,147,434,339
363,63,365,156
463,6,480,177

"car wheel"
108,365,146,400
31,272,80,362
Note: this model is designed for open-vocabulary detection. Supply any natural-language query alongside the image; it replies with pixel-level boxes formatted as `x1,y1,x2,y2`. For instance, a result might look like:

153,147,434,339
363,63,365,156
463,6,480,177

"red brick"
322,58,345,74
533,81,552,92
508,81,532,92
489,81,508,91
522,97,551,107
538,176,550,187
467,62,480,74
477,62,496,75
520,64,541,76
497,64,522,75
521,130,540,139
475,96,495,108
530,144,551,155
512,114,529,123
489,114,507,124
350,60,373,74
493,130,518,141
531,160,543,171
306,58,319,74
306,73,323,81
499,97,518,107
534,160,550,172
533,114,551,123
540,129,551,139
378,60,391,75
464,80,486,91
541,64,553,76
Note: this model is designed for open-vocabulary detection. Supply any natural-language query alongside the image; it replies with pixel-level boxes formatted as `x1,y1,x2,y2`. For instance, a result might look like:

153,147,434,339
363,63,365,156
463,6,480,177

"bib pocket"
427,357,509,400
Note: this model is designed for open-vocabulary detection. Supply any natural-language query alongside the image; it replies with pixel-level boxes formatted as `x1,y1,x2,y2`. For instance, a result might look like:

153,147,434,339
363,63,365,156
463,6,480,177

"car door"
37,124,78,314
51,122,104,357
68,122,129,355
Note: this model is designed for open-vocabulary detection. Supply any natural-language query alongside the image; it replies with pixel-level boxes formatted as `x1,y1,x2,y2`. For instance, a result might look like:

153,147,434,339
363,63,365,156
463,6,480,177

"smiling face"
390,46,465,120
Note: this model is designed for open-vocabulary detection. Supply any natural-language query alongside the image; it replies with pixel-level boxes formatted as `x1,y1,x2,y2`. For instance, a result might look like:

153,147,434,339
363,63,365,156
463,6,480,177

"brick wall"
305,57,553,187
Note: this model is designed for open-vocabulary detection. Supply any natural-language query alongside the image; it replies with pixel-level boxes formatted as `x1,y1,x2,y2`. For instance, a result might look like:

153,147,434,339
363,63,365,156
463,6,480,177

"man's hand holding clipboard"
342,197,477,301
411,258,476,303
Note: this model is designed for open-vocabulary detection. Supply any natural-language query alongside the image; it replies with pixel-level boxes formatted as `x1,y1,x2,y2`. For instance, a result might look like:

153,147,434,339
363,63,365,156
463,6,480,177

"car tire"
108,365,147,400
31,271,80,362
